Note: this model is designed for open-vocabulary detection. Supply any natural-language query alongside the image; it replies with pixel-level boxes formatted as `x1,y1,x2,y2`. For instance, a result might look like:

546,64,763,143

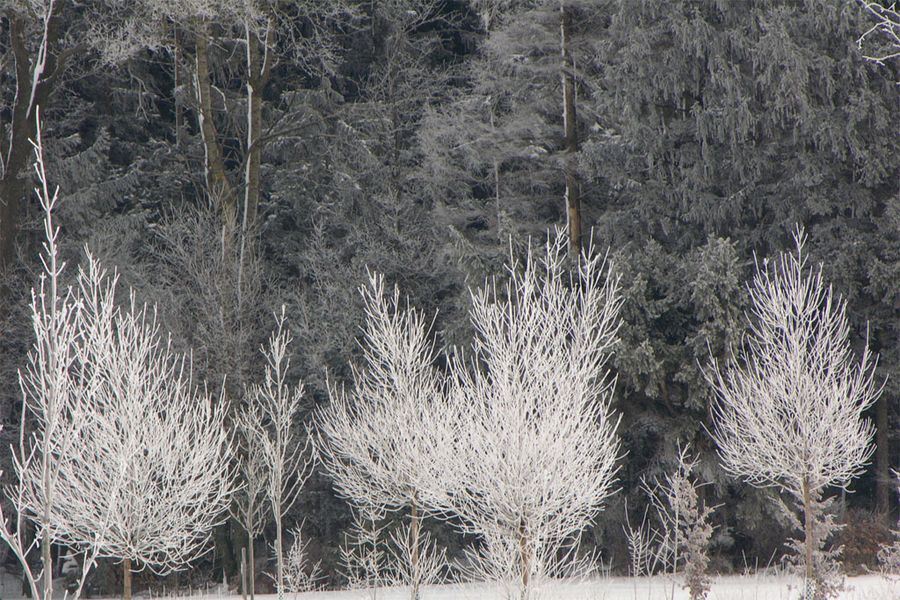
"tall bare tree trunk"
243,18,274,237
123,558,132,600
194,21,235,223
560,2,581,255
875,394,892,522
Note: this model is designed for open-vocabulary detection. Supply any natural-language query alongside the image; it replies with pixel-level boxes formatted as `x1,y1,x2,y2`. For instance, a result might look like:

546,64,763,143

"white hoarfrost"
239,309,314,600
315,271,453,599
706,227,881,599
436,235,623,598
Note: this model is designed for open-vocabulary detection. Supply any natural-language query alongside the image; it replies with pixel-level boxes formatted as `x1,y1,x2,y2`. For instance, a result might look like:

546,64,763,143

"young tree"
437,234,623,599
0,119,103,600
49,253,236,600
230,421,268,600
706,227,881,600
239,309,313,600
315,272,452,600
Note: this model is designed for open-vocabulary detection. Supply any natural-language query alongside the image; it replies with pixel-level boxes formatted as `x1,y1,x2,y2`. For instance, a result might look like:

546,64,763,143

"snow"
163,575,896,600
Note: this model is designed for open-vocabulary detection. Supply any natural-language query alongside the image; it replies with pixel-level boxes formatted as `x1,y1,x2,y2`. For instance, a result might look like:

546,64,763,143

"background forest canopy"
0,0,898,591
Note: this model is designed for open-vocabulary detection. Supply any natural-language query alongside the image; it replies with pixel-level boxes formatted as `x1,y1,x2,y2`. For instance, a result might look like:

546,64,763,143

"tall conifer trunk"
559,3,580,254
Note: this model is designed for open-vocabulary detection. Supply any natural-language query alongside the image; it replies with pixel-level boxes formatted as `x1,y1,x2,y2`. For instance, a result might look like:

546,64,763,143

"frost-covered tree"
855,0,900,69
315,272,452,600
706,227,881,600
47,252,236,600
239,309,313,600
0,122,103,600
436,235,622,598
230,420,268,600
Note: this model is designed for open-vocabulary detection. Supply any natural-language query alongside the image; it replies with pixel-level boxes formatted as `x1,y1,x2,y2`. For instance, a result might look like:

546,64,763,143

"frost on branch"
315,271,454,598
47,250,235,599
239,308,314,600
706,226,880,600
0,116,103,600
436,234,623,598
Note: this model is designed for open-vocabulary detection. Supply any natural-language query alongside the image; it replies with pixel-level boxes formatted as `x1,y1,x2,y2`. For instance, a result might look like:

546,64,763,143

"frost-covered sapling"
315,272,453,600
436,235,623,599
240,309,314,600
706,227,880,600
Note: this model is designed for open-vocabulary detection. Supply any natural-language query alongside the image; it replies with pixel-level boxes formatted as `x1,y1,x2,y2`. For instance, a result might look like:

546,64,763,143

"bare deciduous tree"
315,271,453,600
706,227,881,600
437,234,623,599
0,119,103,600
240,309,313,600
855,0,900,68
49,251,236,600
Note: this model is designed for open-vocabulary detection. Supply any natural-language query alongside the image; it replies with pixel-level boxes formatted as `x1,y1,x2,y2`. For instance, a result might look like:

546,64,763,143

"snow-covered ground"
170,575,897,600
1,573,896,600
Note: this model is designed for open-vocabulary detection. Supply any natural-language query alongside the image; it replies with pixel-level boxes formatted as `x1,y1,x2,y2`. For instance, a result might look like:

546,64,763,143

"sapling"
706,227,880,600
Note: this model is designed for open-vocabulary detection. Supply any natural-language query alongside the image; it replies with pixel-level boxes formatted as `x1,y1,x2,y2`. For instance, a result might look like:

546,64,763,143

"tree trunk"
240,547,247,600
243,20,266,237
275,514,284,600
801,478,814,598
123,558,132,600
248,530,256,600
194,20,235,220
518,519,529,600
410,498,421,600
174,25,185,149
559,2,581,255
875,393,892,522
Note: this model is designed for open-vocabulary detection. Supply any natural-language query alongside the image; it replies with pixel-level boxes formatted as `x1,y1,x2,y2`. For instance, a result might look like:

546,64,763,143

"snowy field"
134,575,898,600
282,576,900,600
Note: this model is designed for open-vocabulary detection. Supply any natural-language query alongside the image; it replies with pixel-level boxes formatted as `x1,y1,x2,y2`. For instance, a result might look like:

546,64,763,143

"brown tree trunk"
875,393,892,522
123,558,132,600
410,498,420,600
194,21,235,220
518,518,529,600
560,2,581,255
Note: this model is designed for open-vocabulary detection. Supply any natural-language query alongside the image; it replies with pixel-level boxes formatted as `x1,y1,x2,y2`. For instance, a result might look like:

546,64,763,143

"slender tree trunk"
875,393,891,522
275,515,284,600
194,20,235,219
801,478,814,597
243,20,264,236
174,25,185,149
518,518,529,600
240,547,247,600
248,531,256,600
410,497,420,600
123,558,132,600
559,2,581,255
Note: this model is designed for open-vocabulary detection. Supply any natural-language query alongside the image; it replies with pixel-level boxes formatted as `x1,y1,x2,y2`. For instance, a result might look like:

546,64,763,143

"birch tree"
437,235,622,599
239,309,313,600
315,272,453,600
706,227,881,600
